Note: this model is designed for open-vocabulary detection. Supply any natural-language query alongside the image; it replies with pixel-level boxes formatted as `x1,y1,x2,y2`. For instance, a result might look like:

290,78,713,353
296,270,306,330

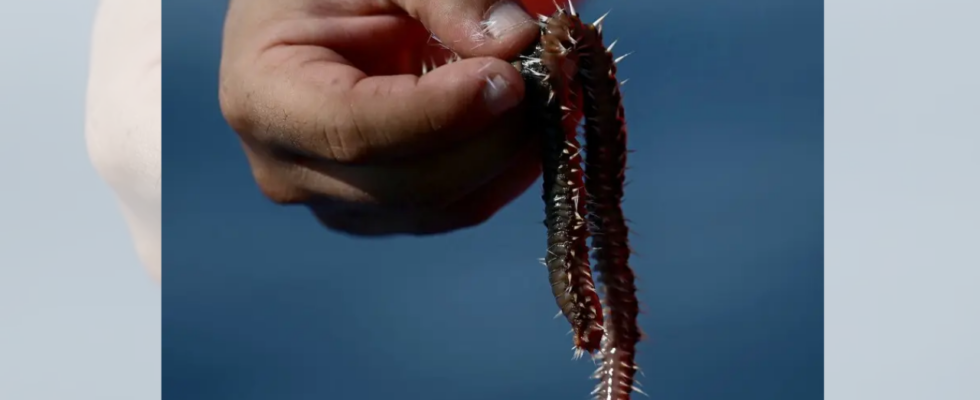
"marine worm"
518,6,642,399
536,9,606,356
425,4,642,399
577,19,642,400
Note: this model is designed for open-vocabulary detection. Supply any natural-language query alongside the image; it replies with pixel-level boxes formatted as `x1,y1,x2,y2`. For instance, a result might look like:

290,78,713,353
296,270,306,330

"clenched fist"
86,0,161,280
219,0,582,236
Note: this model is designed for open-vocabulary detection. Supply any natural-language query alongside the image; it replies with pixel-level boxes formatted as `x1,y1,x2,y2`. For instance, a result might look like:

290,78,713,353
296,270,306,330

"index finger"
238,45,526,165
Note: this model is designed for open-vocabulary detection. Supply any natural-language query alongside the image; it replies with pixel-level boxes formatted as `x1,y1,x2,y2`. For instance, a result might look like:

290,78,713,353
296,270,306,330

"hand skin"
85,0,162,281
219,0,583,236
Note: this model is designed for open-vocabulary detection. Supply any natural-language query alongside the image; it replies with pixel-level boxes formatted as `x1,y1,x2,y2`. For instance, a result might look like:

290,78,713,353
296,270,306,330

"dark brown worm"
577,21,641,400
517,14,604,355
428,5,641,398
519,8,642,400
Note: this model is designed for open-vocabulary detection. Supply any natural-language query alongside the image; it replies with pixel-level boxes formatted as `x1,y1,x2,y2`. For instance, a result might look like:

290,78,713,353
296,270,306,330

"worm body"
578,22,640,400
428,5,642,399
519,34,604,354
523,9,642,400
540,11,605,355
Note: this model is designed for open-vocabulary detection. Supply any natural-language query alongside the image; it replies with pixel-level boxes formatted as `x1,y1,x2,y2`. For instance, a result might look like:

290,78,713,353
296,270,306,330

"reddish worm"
423,4,642,399
518,7,642,400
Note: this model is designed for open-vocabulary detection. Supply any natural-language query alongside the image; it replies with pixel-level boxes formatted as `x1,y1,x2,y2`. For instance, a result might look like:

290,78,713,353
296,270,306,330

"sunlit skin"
220,0,584,236
86,0,161,281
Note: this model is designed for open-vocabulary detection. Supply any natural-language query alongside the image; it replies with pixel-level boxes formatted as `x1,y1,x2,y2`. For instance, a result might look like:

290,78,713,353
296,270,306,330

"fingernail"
483,74,521,115
483,1,532,39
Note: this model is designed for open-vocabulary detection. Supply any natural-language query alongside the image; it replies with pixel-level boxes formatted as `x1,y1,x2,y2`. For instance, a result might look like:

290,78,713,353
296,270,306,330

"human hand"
219,0,582,236
86,0,162,280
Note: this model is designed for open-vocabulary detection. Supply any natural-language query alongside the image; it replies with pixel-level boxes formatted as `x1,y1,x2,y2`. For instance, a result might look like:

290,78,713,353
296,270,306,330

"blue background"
163,0,823,399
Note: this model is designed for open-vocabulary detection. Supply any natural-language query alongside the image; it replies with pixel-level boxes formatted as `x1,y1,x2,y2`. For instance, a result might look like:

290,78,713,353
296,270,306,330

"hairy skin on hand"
85,0,162,281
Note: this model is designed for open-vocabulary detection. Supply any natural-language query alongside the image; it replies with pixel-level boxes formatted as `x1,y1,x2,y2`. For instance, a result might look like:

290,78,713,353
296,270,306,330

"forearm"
85,0,162,280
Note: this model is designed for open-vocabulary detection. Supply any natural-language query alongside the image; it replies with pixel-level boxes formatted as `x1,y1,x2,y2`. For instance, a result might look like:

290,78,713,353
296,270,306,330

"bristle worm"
577,18,640,400
519,7,641,400
422,4,642,399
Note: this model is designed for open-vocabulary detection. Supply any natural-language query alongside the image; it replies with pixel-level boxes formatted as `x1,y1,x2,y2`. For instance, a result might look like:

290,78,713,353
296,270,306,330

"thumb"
395,0,540,59
326,56,527,163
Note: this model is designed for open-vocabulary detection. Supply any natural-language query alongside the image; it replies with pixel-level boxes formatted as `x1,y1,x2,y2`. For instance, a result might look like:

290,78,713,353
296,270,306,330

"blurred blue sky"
163,0,822,399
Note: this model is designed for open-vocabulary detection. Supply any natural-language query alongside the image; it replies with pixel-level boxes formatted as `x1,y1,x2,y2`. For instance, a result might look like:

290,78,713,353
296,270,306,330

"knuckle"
218,76,256,135
316,100,373,164
249,162,309,205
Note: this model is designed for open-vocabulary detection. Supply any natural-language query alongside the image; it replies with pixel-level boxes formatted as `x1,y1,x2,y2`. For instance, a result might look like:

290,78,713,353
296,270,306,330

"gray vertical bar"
0,0,161,399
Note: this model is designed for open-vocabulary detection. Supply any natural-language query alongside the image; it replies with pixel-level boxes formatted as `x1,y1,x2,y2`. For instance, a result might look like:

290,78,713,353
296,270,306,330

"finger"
294,105,533,209
416,136,543,234
309,139,542,236
269,15,432,76
272,54,527,164
391,0,540,59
